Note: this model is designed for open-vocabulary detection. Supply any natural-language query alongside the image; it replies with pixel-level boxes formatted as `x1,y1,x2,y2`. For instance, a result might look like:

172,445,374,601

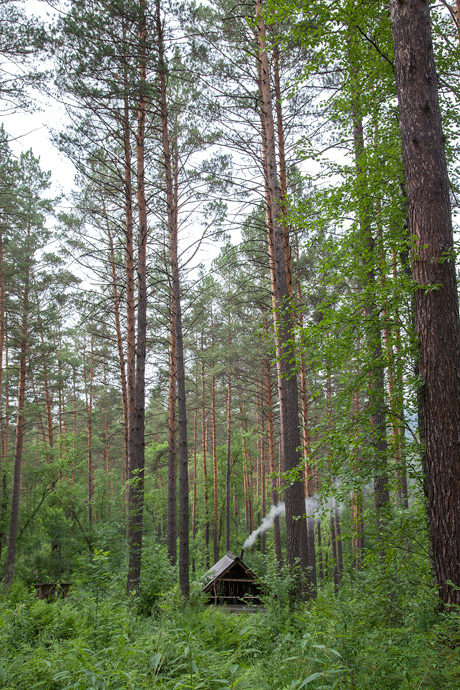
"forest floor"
1,574,460,690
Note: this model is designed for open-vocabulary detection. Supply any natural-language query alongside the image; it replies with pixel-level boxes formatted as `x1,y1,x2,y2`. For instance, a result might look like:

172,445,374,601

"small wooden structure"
34,583,71,600
202,551,263,609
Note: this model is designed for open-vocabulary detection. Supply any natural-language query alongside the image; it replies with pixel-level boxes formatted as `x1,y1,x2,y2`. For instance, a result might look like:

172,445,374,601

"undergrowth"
1,552,459,689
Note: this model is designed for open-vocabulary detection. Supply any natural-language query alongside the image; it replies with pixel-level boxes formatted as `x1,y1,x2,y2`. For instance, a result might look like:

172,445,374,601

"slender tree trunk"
104,205,129,496
390,0,460,606
192,353,198,549
201,335,210,567
295,241,317,590
259,385,267,555
84,336,94,529
348,33,389,528
167,300,177,564
0,230,6,555
41,332,53,449
264,354,282,565
127,0,148,594
273,43,293,299
156,0,189,597
211,315,218,563
225,326,232,553
352,382,364,569
0,339,9,558
4,255,29,589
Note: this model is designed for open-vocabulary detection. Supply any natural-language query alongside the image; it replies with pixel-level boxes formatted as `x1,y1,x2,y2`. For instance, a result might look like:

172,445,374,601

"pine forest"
1,0,460,688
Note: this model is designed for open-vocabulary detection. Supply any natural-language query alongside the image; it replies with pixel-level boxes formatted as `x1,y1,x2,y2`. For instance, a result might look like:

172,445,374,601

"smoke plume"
243,503,286,549
242,495,344,549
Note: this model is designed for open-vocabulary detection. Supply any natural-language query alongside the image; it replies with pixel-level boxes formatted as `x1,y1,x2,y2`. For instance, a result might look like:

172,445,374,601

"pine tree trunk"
211,356,218,562
127,0,148,594
390,0,460,606
201,335,210,567
264,354,282,565
256,0,307,578
41,331,53,449
4,255,29,589
167,300,177,564
84,336,94,529
0,340,9,558
225,326,232,553
273,43,293,299
156,0,189,597
0,229,6,556
104,206,129,496
192,354,198,548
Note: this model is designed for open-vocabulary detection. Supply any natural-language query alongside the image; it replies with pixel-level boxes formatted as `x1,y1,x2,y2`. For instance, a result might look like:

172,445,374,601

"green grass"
0,574,459,690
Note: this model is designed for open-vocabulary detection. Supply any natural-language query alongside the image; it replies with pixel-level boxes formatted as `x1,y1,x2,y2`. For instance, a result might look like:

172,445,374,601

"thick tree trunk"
390,0,460,606
156,0,189,597
255,0,307,579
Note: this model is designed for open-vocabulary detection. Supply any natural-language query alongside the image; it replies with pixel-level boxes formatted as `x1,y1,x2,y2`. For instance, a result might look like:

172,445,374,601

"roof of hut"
202,551,259,591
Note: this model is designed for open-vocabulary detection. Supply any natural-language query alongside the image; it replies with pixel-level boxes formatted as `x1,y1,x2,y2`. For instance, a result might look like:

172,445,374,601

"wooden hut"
34,583,71,600
202,551,263,609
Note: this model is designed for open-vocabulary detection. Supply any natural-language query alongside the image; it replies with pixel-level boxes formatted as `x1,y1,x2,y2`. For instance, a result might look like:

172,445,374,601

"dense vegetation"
1,0,460,686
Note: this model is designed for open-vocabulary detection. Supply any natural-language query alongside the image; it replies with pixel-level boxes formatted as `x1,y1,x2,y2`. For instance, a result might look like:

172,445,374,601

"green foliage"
2,572,459,690
137,544,177,616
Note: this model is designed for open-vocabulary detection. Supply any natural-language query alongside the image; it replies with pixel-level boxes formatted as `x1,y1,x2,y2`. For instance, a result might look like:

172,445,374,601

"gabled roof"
202,551,259,591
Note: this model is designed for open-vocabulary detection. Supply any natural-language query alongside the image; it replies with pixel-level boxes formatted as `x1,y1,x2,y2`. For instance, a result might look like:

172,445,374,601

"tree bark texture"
255,0,308,578
157,0,189,598
390,0,460,606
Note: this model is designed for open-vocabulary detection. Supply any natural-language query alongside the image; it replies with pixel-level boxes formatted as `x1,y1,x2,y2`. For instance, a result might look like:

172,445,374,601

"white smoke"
242,495,345,549
243,502,286,549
